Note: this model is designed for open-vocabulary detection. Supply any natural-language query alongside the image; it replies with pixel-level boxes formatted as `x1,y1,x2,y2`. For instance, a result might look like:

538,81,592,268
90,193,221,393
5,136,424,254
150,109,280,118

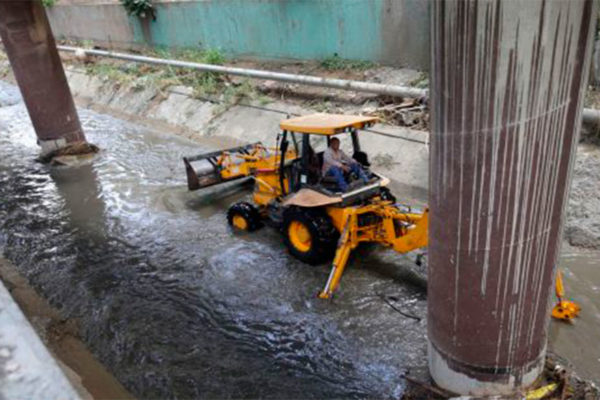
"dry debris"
400,352,599,400
363,97,430,131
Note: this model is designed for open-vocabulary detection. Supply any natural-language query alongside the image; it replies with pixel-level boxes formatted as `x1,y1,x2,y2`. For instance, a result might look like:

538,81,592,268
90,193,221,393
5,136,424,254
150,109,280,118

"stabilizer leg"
319,214,355,299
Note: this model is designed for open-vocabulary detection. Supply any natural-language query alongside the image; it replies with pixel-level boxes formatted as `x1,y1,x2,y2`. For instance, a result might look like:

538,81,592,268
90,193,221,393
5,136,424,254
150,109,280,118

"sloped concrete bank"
0,257,134,400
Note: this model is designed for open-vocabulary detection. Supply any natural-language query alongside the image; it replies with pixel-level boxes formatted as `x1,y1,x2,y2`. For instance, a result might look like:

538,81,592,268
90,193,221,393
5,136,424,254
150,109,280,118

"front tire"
282,207,339,264
227,202,262,231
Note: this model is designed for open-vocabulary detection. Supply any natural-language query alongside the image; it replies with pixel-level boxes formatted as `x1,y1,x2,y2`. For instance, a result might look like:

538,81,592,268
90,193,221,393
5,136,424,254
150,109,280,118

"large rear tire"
282,207,339,264
227,202,262,232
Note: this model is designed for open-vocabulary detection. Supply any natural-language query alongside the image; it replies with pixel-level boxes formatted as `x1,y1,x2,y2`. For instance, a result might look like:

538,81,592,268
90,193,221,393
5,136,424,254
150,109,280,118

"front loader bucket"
183,142,261,191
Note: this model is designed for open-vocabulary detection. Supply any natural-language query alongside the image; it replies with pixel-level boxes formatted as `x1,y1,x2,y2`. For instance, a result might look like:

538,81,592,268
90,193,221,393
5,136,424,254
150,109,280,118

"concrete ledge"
0,278,80,400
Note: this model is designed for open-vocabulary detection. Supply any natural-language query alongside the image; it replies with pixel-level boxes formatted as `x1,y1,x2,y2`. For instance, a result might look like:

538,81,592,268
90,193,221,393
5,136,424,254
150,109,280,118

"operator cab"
278,114,389,204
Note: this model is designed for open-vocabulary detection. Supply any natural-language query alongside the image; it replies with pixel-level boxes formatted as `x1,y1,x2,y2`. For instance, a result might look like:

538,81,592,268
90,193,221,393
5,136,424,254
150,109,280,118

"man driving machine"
322,137,369,192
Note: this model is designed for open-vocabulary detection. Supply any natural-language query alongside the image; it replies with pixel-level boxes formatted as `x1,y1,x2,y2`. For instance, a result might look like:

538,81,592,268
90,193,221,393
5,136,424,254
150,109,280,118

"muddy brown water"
549,249,600,384
0,80,598,398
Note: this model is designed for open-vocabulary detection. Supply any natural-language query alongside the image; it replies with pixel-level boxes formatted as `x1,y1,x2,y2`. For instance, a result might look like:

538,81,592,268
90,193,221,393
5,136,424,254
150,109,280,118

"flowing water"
549,249,600,384
0,81,429,399
0,80,598,398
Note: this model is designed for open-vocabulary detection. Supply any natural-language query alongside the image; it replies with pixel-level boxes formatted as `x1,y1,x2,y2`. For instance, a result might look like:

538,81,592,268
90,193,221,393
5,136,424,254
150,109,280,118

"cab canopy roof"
280,113,378,135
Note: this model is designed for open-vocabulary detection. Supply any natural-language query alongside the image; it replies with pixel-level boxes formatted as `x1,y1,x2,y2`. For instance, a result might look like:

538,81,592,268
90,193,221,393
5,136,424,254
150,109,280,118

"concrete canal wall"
0,259,80,400
45,0,430,69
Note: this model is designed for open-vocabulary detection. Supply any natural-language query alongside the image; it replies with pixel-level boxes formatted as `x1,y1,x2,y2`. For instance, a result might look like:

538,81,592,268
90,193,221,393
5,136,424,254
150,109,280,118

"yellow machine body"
217,144,295,197
318,201,428,298
184,114,428,298
216,144,296,207
252,167,290,207
186,114,580,313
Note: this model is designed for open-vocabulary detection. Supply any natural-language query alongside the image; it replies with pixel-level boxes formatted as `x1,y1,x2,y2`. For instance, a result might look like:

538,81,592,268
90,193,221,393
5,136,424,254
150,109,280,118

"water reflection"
50,163,107,241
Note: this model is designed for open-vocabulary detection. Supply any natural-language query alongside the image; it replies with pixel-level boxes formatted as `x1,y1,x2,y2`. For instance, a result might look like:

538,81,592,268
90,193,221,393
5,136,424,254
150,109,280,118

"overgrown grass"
148,46,225,65
82,46,271,108
81,39,94,49
0,61,10,79
84,63,138,85
143,47,228,94
42,0,57,7
409,72,429,89
320,54,374,71
223,79,270,105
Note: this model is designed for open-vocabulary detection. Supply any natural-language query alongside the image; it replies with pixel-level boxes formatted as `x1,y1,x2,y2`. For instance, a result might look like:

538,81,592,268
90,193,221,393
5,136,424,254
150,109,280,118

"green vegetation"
81,40,94,49
320,54,374,71
171,48,226,65
0,59,9,79
409,72,429,89
223,80,271,106
42,0,57,7
148,47,228,95
82,47,270,108
84,63,140,86
121,0,156,20
148,47,226,65
310,100,333,113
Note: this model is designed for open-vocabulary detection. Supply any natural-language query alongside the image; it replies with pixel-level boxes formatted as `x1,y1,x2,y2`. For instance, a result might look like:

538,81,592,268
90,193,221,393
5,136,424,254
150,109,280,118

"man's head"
330,137,340,151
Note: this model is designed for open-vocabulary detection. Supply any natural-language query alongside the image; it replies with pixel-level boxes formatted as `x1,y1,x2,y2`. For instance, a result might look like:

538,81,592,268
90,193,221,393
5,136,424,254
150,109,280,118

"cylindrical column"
0,0,85,154
428,0,596,395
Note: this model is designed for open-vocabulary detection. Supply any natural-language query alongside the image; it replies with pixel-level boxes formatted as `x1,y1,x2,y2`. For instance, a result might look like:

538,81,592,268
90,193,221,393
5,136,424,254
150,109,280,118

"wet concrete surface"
0,81,428,399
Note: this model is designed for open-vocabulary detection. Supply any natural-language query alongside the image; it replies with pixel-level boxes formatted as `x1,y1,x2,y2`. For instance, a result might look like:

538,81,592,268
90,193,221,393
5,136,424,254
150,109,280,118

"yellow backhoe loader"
184,113,428,298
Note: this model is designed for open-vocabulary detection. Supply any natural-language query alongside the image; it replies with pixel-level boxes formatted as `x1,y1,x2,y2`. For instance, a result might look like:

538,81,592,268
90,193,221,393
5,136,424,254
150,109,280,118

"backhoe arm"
318,205,428,299
319,212,357,299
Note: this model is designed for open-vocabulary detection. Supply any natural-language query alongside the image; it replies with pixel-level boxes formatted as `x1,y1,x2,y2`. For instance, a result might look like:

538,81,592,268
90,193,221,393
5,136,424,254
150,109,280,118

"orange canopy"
280,113,378,135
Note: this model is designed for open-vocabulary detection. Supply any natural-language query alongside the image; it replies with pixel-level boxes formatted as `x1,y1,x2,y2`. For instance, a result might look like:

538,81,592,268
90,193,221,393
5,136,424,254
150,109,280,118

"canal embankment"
0,257,134,399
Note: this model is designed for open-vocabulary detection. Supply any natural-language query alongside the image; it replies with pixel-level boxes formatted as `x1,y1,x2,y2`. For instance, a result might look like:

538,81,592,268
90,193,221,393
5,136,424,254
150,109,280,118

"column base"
38,137,68,156
428,341,545,396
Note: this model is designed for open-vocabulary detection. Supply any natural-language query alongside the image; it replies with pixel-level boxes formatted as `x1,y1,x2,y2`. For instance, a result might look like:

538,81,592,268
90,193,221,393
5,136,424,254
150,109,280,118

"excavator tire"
227,202,262,232
282,207,339,265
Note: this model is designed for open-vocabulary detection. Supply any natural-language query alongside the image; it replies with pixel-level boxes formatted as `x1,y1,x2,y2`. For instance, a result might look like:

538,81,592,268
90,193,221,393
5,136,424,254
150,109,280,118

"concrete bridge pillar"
0,0,86,155
428,0,596,395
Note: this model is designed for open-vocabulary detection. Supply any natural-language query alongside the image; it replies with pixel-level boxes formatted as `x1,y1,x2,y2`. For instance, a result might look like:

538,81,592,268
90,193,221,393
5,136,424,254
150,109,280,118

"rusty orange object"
552,300,581,321
551,270,581,321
